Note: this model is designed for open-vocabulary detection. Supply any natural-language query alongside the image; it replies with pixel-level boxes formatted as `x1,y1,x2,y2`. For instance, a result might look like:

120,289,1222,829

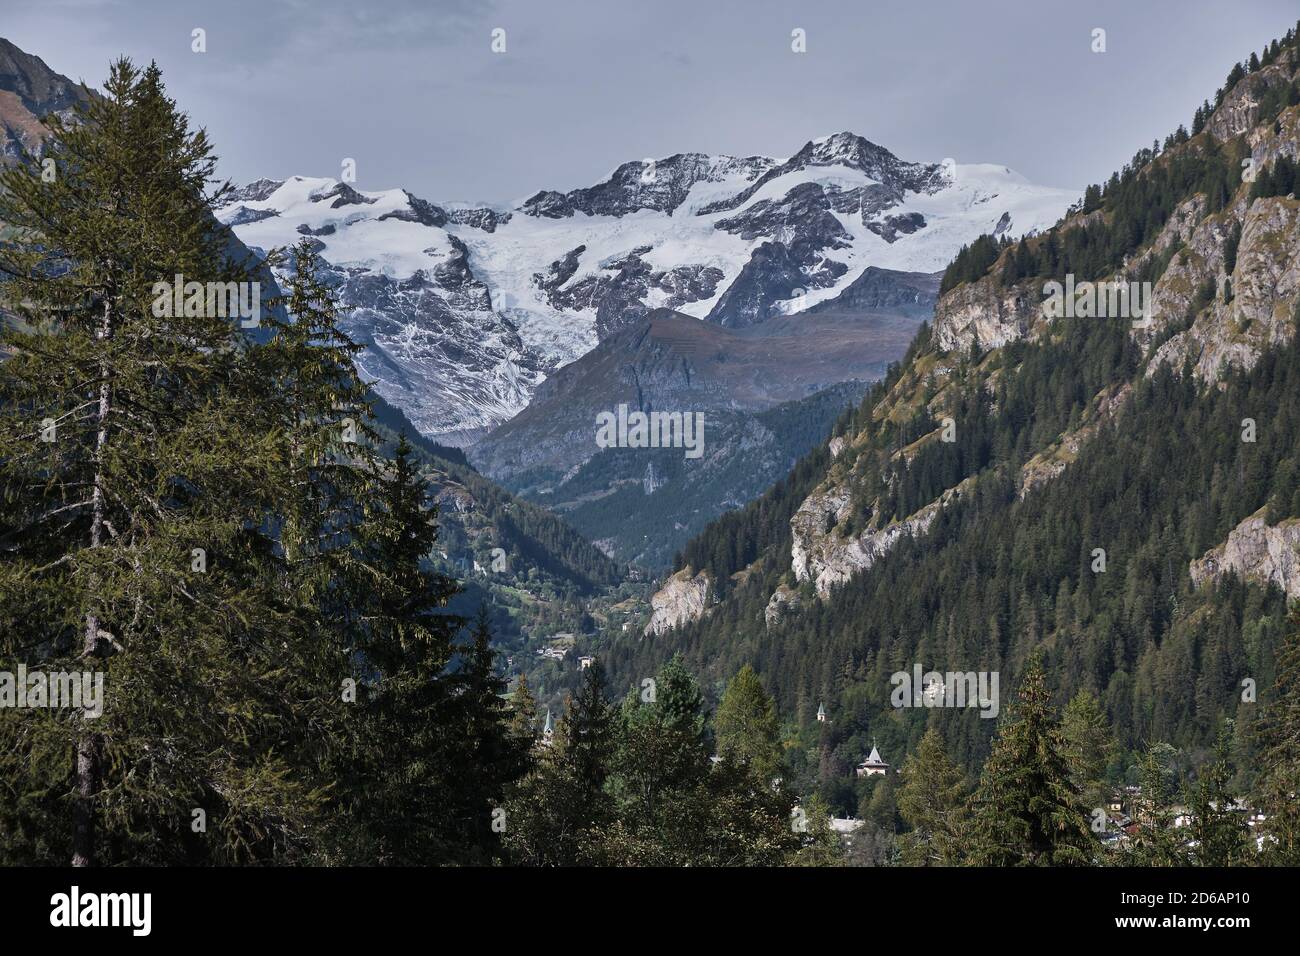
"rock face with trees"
621,24,1300,864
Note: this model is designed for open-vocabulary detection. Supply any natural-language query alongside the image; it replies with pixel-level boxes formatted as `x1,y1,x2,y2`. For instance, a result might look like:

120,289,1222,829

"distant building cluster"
534,632,577,662
1098,785,1269,850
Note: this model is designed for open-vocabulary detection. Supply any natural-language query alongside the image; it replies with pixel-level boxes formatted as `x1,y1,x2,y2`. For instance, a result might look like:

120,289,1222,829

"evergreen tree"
452,606,533,861
967,657,1097,865
1125,743,1188,866
602,656,797,866
333,432,464,863
1185,727,1249,866
1256,606,1300,863
610,655,711,845
1060,690,1115,812
714,664,783,783
790,793,845,866
897,728,969,866
861,772,899,834
509,671,538,744
502,662,616,866
0,59,340,865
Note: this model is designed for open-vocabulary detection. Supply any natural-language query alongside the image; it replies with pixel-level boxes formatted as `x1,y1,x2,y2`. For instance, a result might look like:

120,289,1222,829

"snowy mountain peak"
220,132,1077,443
521,151,776,219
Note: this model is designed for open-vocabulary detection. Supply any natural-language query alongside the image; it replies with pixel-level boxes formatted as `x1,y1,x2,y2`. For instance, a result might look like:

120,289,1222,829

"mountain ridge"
219,132,1075,443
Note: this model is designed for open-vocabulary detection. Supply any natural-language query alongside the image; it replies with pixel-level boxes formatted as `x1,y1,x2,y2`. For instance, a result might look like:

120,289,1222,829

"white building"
856,744,889,777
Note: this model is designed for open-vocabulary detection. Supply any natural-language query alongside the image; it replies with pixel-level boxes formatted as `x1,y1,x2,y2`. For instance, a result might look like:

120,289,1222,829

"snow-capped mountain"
218,132,1076,443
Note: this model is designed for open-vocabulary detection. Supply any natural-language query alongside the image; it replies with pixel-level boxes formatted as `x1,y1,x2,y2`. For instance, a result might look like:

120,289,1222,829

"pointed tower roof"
817,702,826,717
543,708,554,735
866,745,884,765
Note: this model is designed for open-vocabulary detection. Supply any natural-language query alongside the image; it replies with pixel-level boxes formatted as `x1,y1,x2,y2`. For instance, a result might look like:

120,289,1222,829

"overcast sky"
7,0,1299,204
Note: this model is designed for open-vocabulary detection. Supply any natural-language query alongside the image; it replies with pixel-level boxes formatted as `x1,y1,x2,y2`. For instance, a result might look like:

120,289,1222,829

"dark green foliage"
1248,154,1299,202
0,59,536,868
453,606,534,860
940,233,1009,294
1255,606,1300,863
897,728,970,866
615,284,1300,783
0,59,347,865
1124,743,1188,866
1184,727,1249,865
714,664,782,782
1059,690,1115,812
503,656,805,865
967,657,1096,866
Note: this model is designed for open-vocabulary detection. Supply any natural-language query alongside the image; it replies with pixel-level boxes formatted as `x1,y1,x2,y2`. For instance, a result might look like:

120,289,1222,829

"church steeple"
856,739,889,777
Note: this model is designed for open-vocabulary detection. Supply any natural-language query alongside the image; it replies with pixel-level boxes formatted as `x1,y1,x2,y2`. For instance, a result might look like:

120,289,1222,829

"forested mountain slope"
611,27,1300,791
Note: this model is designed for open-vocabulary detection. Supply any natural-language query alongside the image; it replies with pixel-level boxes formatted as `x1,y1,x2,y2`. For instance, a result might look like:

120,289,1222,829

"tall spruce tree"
451,605,532,862
1256,606,1300,863
334,432,464,863
509,671,538,743
1125,743,1188,866
897,727,970,866
967,657,1097,865
1060,690,1115,813
1185,727,1249,866
601,656,797,866
789,792,845,867
502,662,616,865
612,655,711,831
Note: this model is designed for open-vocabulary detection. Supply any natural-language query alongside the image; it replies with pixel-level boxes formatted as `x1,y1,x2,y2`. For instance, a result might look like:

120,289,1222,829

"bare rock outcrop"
1206,52,1298,143
764,581,803,626
933,276,1041,353
1148,197,1300,380
644,567,712,636
789,479,970,598
1190,508,1300,600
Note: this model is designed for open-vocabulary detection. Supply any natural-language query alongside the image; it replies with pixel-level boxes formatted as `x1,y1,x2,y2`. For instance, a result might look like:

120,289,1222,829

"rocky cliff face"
788,477,970,599
1206,51,1298,142
763,581,804,626
741,49,1300,624
1147,194,1300,382
1191,508,1300,600
645,568,713,636
933,275,1043,352
1144,101,1300,381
